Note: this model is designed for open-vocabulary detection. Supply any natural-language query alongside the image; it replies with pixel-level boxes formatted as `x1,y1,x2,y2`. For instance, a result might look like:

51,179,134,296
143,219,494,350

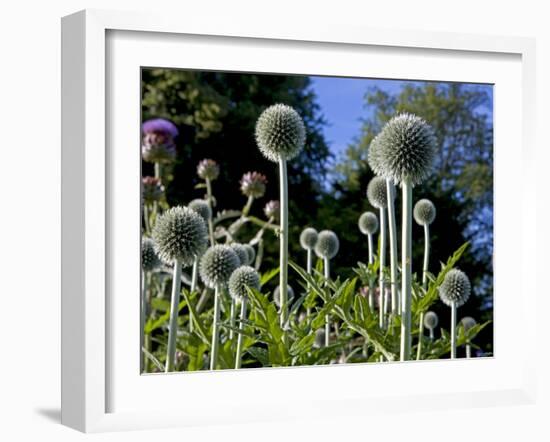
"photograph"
139,68,494,373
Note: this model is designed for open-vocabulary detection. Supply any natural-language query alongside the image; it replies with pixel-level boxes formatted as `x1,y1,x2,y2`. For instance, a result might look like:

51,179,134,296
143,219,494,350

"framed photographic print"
61,9,537,433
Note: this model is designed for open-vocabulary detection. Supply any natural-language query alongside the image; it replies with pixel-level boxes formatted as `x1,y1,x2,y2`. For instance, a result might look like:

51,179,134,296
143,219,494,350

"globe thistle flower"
358,211,379,236
414,199,436,226
141,118,178,164
300,227,318,250
439,269,471,308
142,176,164,205
197,159,220,181
273,284,295,309
255,104,306,162
152,206,208,267
230,243,249,266
461,316,476,331
188,198,212,222
314,230,340,260
240,172,268,199
264,200,280,220
228,266,261,301
424,311,439,330
376,113,437,186
141,237,161,271
367,176,389,209
199,245,240,289
439,269,471,359
242,244,256,266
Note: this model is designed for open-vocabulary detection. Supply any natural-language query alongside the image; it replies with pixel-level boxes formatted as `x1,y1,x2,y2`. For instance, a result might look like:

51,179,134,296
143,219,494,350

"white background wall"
0,0,547,440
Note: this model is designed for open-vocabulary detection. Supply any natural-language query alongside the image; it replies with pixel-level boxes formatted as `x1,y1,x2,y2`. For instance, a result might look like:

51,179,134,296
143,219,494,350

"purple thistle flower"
141,118,178,164
240,172,267,198
197,159,220,181
142,176,164,204
263,200,280,220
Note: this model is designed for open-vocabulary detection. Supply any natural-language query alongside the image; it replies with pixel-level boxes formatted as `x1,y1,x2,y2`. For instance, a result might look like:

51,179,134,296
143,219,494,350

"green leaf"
260,267,280,287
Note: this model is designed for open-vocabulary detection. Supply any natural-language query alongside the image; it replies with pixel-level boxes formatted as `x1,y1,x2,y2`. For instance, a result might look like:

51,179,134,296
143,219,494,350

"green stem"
154,162,162,182
210,286,221,370
324,257,330,347
143,204,151,235
379,207,387,329
254,239,264,271
235,299,247,369
429,327,434,340
196,289,211,313
451,301,457,359
165,259,182,372
416,224,430,360
306,248,313,275
400,180,413,361
229,297,236,340
140,271,147,372
189,258,199,333
206,178,215,246
278,159,289,328
466,343,472,358
242,195,254,217
386,179,399,316
367,233,374,311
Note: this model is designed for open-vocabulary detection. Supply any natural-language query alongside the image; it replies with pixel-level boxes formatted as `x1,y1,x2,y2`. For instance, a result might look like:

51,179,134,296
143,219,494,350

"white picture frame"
61,9,537,433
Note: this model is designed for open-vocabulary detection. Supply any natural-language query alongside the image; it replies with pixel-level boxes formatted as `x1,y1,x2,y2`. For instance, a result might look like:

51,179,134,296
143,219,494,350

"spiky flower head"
300,227,318,250
240,172,267,198
199,245,240,288
255,104,306,162
460,316,477,331
141,118,178,164
264,200,280,220
197,159,220,181
242,244,256,265
367,176,389,209
423,311,439,330
188,199,212,222
273,285,295,308
315,230,340,260
439,269,471,307
152,206,208,266
358,211,379,235
230,243,249,266
376,113,436,186
142,176,165,204
413,198,436,226
141,237,161,271
228,266,261,301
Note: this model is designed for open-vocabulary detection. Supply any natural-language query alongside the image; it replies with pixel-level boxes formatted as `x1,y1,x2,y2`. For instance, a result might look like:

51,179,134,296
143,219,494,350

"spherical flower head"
141,237,161,271
230,243,249,266
142,176,165,204
197,159,220,181
376,113,437,186
264,200,280,220
188,199,212,222
413,198,436,226
315,230,340,260
199,245,240,288
273,285,295,308
141,118,178,164
367,176,389,209
152,206,208,266
299,227,318,250
439,269,471,307
423,311,439,330
460,316,477,332
358,211,379,235
255,104,306,162
242,244,256,265
240,172,267,198
228,266,261,301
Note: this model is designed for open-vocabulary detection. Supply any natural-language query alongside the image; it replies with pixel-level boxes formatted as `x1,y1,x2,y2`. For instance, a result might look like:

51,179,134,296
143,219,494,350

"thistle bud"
199,245,240,288
197,159,220,181
228,266,261,300
413,199,436,226
314,230,340,260
240,172,267,198
358,211,379,235
299,227,318,250
439,269,471,307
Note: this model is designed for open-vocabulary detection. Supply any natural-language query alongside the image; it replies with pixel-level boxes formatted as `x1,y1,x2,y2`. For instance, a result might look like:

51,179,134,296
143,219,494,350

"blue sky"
309,76,493,161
